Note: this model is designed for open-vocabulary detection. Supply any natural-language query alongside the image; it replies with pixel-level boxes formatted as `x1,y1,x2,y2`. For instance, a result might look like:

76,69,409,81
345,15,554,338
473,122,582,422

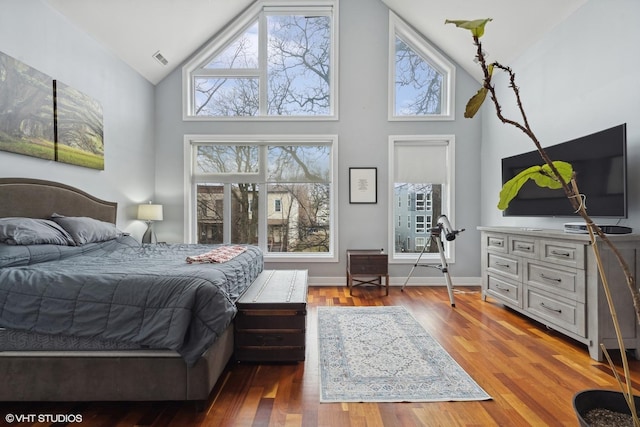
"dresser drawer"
486,274,522,307
510,236,537,258
526,261,585,303
484,233,508,254
525,288,585,337
487,252,521,281
541,240,585,268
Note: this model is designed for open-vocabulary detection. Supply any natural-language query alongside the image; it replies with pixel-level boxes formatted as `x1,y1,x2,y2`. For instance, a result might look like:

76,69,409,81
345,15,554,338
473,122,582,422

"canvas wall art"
0,50,104,170
0,51,55,161
54,80,104,170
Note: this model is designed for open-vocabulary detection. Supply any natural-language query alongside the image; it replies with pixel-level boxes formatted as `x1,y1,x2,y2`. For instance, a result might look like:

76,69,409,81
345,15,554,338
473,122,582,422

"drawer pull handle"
540,302,562,313
551,250,571,257
257,335,284,344
494,284,510,292
516,245,531,251
540,274,562,283
495,262,510,268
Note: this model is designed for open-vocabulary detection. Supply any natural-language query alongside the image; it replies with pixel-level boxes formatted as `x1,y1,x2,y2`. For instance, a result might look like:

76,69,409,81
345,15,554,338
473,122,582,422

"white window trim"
388,11,455,121
183,134,339,262
388,134,456,264
182,0,339,121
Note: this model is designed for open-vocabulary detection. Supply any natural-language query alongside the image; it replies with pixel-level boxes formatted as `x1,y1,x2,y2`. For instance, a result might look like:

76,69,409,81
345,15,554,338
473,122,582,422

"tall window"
388,12,455,121
185,135,337,260
183,1,338,119
416,192,426,210
389,135,455,262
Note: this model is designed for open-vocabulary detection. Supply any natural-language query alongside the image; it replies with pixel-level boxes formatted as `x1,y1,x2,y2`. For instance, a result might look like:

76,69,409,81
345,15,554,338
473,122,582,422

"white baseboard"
309,276,481,287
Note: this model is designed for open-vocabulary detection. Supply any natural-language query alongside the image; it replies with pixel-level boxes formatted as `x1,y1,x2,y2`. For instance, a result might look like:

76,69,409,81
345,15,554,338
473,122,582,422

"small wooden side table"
346,249,389,296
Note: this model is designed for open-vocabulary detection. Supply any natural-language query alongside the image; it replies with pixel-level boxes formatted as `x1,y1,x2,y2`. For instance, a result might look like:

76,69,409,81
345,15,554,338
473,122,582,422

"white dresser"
479,226,640,361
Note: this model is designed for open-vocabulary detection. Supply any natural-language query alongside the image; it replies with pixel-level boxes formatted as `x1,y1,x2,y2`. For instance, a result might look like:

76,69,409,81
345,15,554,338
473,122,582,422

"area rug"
317,306,491,403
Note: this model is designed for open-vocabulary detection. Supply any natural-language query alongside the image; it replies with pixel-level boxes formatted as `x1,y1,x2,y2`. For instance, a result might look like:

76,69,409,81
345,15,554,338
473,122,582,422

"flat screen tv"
501,123,627,218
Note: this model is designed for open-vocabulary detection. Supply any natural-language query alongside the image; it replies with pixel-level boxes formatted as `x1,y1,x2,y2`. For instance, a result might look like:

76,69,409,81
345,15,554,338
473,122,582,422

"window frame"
388,134,456,264
183,134,339,262
416,192,426,211
182,0,339,121
388,11,455,121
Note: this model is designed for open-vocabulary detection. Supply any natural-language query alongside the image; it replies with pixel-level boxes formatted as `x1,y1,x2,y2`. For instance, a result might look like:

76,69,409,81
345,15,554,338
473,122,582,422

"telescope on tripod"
401,214,464,307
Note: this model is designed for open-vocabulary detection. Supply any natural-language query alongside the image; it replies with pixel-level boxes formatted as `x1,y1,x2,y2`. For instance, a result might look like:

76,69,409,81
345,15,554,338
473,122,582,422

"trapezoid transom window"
389,11,455,121
183,1,337,120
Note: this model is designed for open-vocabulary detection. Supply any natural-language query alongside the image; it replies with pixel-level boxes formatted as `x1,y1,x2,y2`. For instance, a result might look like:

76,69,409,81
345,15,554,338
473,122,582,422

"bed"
0,178,263,405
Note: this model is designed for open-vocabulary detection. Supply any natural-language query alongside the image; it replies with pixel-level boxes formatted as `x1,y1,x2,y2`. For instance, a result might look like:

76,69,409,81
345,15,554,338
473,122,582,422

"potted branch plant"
445,18,640,426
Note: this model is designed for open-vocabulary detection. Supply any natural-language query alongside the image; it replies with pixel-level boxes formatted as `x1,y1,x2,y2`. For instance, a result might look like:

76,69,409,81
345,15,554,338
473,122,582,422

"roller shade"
394,142,448,184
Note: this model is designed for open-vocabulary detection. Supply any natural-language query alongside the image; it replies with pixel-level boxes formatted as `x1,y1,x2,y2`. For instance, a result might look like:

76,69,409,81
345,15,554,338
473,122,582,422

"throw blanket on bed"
186,245,247,264
0,236,263,366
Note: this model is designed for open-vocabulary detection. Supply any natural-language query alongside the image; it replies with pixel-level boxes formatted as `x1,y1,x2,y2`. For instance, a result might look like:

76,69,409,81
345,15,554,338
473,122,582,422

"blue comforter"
0,236,263,366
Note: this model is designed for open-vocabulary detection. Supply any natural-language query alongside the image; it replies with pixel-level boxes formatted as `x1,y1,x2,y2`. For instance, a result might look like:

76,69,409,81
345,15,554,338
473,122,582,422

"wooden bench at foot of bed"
234,270,308,363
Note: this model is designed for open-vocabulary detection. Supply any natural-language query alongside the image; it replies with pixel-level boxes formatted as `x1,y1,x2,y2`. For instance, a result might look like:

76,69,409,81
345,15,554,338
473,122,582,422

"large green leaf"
498,161,573,210
532,162,573,189
445,18,493,38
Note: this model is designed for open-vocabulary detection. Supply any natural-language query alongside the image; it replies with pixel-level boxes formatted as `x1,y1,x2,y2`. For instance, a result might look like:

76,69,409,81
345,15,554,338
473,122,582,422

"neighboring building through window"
389,135,455,261
185,135,337,260
388,11,455,121
183,1,338,120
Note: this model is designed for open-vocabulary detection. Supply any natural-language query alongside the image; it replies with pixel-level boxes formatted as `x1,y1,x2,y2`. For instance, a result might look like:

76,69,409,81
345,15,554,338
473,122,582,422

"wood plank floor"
2,285,640,426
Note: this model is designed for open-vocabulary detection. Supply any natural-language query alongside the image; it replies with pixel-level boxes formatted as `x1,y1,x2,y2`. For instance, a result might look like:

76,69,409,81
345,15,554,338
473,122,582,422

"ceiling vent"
153,51,168,66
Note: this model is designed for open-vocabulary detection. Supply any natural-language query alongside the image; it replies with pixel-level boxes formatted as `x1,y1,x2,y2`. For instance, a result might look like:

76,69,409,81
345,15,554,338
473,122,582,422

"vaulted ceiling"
44,0,587,85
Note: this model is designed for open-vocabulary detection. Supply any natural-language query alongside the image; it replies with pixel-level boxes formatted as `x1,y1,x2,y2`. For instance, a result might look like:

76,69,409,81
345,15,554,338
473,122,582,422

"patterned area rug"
317,306,491,403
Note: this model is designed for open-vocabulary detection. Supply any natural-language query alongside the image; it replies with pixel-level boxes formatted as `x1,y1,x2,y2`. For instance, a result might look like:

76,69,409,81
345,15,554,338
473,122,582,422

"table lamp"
137,202,163,243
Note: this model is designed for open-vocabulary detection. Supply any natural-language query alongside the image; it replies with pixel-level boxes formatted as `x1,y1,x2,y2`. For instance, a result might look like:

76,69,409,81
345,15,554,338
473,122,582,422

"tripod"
401,224,457,307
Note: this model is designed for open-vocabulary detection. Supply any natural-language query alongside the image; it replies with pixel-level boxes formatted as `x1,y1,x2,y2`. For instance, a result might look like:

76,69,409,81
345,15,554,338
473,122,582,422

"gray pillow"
51,214,121,245
0,217,75,246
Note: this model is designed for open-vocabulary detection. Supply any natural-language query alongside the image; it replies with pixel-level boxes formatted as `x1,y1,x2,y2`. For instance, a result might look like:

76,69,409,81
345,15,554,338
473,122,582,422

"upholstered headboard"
0,178,117,224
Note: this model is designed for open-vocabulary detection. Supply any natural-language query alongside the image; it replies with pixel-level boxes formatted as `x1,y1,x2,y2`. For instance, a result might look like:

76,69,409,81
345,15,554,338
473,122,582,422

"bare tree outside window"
192,12,332,117
394,37,443,116
231,183,259,244
196,145,259,174
194,78,259,117
194,143,332,253
267,15,331,115
197,184,224,244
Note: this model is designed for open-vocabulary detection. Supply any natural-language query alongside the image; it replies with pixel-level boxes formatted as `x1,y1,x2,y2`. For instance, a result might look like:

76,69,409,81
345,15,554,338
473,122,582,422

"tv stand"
478,226,640,361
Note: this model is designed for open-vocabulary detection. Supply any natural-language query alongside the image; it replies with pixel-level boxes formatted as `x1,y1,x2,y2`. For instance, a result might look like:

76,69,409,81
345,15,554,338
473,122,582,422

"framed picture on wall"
349,167,377,204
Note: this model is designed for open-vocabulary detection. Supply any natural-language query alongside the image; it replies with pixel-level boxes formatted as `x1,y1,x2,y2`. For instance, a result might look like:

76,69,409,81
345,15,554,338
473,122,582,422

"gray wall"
2,1,635,284
480,0,640,232
153,0,483,283
0,0,156,238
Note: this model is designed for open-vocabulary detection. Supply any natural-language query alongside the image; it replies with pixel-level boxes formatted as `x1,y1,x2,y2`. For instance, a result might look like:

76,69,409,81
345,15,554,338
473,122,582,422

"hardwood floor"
3,285,640,426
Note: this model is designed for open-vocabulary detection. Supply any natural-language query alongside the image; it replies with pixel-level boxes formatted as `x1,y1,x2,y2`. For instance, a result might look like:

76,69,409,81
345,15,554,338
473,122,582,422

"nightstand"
346,249,389,296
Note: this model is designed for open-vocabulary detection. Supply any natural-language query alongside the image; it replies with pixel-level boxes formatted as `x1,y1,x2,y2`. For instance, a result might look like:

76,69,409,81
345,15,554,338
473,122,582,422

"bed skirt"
0,324,234,403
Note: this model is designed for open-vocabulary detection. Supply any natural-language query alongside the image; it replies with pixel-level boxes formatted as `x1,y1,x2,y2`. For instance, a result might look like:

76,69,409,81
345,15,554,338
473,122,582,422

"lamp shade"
137,204,163,221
